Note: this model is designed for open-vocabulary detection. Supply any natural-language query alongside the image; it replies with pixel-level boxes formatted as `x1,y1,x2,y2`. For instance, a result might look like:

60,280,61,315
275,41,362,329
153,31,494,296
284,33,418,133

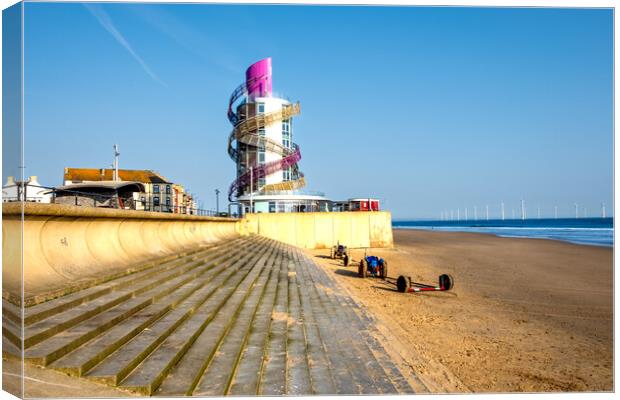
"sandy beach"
308,229,613,393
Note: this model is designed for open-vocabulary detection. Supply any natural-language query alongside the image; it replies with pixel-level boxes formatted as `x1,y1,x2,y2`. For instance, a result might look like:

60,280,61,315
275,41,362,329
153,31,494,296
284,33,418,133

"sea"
392,218,614,247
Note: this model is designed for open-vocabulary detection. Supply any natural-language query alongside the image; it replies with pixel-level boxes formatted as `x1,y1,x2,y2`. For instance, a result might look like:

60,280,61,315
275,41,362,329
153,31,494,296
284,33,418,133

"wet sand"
308,229,613,393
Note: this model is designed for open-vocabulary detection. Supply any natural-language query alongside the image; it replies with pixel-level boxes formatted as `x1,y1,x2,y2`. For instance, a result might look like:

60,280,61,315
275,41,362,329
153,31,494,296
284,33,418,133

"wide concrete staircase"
3,236,420,396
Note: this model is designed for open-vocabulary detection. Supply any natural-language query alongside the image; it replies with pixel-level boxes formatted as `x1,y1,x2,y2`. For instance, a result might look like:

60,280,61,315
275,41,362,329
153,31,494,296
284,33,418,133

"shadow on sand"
372,285,458,297
334,268,359,278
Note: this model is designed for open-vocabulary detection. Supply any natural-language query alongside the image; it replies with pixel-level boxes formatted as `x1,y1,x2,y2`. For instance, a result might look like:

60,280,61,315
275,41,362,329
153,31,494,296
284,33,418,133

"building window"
269,202,276,213
258,143,266,164
258,127,265,137
154,196,160,206
283,167,291,182
257,103,265,114
258,178,265,189
153,185,160,194
166,197,171,206
166,185,171,194
282,119,291,148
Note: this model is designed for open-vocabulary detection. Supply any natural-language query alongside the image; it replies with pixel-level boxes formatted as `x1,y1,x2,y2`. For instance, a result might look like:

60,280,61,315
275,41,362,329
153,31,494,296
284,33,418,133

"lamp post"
215,189,220,215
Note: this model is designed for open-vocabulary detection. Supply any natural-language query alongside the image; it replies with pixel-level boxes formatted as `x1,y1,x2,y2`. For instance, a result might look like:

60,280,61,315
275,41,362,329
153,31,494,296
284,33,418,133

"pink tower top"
245,58,272,98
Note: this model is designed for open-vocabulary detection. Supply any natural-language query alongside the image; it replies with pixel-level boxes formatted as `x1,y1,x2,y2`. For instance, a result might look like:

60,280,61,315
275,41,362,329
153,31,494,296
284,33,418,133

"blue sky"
18,3,613,219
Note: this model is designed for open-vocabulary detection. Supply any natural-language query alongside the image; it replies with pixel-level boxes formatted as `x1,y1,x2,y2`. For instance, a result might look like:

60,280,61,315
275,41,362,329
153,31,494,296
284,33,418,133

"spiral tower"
227,58,330,214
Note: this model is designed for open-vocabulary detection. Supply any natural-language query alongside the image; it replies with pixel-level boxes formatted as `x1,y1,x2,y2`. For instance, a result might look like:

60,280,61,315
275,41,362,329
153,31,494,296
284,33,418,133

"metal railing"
2,184,238,218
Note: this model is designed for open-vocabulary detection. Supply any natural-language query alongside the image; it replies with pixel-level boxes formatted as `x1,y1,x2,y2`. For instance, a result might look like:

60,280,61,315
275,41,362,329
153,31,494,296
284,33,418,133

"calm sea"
392,218,614,247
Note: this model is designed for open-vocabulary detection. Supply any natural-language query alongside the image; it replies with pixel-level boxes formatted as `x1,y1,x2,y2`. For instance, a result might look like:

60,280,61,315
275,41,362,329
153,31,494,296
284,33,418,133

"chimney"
29,176,40,186
5,176,14,186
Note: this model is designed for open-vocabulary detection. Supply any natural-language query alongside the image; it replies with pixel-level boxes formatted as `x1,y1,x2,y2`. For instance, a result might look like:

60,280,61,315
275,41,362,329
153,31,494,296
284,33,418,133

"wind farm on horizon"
436,201,609,222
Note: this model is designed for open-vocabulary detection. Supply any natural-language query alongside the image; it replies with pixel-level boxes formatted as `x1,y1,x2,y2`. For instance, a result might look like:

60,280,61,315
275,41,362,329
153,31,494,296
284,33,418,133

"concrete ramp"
2,203,240,305
3,236,419,396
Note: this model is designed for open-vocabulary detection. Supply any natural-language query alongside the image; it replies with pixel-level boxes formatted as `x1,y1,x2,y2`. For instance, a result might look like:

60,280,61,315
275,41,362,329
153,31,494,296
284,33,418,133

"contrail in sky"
84,3,166,87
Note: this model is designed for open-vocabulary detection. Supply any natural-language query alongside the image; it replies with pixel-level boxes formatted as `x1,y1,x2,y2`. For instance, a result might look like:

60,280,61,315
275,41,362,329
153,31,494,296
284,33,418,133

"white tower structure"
227,58,330,214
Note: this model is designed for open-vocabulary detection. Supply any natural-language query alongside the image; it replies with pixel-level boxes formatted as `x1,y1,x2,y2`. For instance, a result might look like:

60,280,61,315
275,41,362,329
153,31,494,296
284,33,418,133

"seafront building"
62,168,196,213
227,58,331,214
2,175,52,203
332,198,380,212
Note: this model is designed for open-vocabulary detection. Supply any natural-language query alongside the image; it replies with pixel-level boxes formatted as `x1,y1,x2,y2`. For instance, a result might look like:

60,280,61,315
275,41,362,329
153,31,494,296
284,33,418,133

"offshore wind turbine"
457,208,460,221
501,202,505,220
520,199,526,220
465,208,468,221
601,202,606,218
554,205,558,219
537,205,541,219
574,203,579,218
474,205,478,220
486,204,489,221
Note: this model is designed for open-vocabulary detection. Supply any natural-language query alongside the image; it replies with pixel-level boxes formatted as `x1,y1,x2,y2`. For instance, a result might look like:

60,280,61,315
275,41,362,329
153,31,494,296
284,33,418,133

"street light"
215,189,220,215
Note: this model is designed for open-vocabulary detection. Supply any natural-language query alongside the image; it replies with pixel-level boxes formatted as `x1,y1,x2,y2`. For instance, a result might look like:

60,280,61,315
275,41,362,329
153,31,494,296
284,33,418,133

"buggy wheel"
439,274,454,290
359,259,367,278
396,276,408,293
380,261,388,280
343,254,349,266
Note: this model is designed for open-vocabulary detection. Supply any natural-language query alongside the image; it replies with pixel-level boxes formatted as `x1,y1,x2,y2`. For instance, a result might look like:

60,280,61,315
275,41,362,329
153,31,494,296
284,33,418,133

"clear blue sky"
19,3,613,219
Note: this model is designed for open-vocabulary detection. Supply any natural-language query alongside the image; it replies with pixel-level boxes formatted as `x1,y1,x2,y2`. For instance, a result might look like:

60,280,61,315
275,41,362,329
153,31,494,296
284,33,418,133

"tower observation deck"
227,58,330,214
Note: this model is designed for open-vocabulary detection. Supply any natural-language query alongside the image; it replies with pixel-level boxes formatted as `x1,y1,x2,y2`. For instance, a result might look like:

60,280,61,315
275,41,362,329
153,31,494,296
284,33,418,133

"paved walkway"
3,236,418,396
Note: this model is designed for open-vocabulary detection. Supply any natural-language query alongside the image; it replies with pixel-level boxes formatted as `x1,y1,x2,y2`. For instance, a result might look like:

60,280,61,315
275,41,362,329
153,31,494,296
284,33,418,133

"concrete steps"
7,235,417,395
53,238,266,382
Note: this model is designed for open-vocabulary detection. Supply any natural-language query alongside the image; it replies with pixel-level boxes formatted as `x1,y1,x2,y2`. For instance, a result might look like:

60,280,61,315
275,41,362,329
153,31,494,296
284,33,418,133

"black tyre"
380,261,388,280
359,259,367,278
344,254,349,266
439,274,454,290
396,276,408,293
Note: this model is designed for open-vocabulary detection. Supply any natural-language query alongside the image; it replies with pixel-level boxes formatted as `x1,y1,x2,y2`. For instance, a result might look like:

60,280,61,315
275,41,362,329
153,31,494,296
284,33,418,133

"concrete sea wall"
242,211,394,249
3,205,393,304
2,203,240,304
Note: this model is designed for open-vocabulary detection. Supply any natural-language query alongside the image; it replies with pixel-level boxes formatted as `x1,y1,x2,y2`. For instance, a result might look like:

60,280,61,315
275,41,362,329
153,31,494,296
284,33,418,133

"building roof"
64,168,171,184
54,181,145,192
